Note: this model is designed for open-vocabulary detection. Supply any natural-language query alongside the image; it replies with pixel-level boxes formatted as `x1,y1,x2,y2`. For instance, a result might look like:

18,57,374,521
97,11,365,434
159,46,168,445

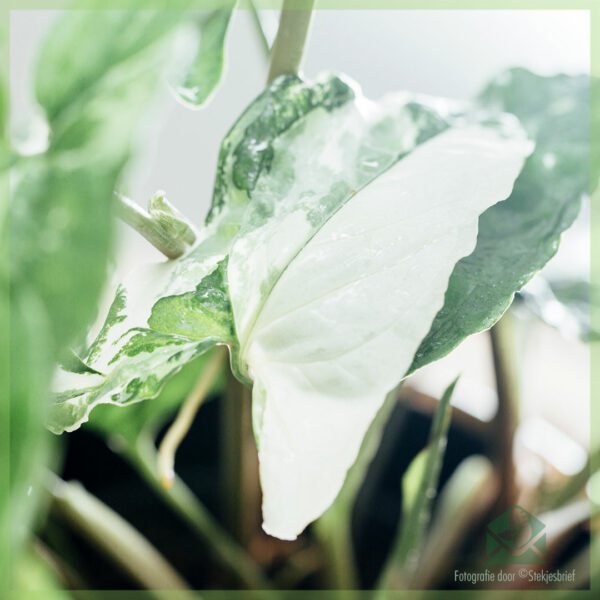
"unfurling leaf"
148,191,197,246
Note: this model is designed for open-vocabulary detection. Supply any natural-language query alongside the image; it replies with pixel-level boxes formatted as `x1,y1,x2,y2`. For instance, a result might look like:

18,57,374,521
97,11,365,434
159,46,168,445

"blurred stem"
541,446,600,511
128,434,271,591
46,473,189,595
114,192,187,260
267,0,315,83
489,313,519,510
158,346,227,489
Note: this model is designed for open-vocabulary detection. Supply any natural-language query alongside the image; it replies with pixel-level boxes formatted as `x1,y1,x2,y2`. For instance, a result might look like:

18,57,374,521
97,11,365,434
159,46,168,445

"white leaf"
231,125,532,540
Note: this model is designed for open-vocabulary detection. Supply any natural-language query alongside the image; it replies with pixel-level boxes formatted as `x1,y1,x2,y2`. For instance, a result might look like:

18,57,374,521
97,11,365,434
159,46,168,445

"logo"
486,505,546,565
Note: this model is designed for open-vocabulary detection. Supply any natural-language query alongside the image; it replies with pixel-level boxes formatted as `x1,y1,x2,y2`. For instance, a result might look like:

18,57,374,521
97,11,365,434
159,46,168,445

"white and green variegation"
55,69,589,542
49,224,232,434
228,119,532,539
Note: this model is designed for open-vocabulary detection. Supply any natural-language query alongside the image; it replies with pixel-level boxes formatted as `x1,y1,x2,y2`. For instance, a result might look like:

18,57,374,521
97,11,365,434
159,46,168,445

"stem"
220,370,261,545
489,313,519,510
46,473,189,595
129,435,271,591
158,346,226,489
267,0,315,83
114,193,187,260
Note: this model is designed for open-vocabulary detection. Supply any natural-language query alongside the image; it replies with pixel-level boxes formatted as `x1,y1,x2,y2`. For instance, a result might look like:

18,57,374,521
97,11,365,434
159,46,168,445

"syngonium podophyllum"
51,68,589,540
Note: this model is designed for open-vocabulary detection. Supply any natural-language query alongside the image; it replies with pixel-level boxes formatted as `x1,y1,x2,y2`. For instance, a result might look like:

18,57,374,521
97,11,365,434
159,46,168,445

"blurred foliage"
518,276,598,341
12,546,72,600
0,21,10,589
5,3,201,589
378,379,457,589
316,387,402,589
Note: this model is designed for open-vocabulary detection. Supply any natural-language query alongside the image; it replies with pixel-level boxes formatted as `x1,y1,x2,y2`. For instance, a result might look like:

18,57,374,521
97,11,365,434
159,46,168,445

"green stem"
267,0,315,83
114,193,187,260
46,473,189,595
128,434,271,591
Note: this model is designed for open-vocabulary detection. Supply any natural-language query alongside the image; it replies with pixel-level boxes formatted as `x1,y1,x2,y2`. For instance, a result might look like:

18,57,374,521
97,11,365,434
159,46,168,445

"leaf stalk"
267,0,315,83
157,346,226,489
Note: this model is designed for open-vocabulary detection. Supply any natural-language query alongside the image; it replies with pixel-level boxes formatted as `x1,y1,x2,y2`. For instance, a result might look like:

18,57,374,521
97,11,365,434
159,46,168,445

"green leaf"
222,75,530,540
7,4,189,575
15,7,192,352
378,378,457,589
7,291,54,585
10,156,118,351
168,5,235,109
410,68,590,372
148,259,234,341
414,455,495,589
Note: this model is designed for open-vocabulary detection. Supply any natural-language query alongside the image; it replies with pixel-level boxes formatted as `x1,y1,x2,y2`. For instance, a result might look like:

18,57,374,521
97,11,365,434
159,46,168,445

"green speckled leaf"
87,351,223,444
49,229,234,434
410,68,590,372
207,74,358,224
168,6,235,109
149,258,234,340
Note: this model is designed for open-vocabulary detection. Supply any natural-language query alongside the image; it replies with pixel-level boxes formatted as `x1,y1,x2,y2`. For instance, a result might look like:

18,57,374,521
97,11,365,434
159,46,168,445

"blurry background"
9,7,593,591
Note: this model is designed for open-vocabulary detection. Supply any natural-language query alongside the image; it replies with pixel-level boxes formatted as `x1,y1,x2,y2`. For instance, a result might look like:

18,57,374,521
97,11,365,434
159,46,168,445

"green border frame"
1,1,597,598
